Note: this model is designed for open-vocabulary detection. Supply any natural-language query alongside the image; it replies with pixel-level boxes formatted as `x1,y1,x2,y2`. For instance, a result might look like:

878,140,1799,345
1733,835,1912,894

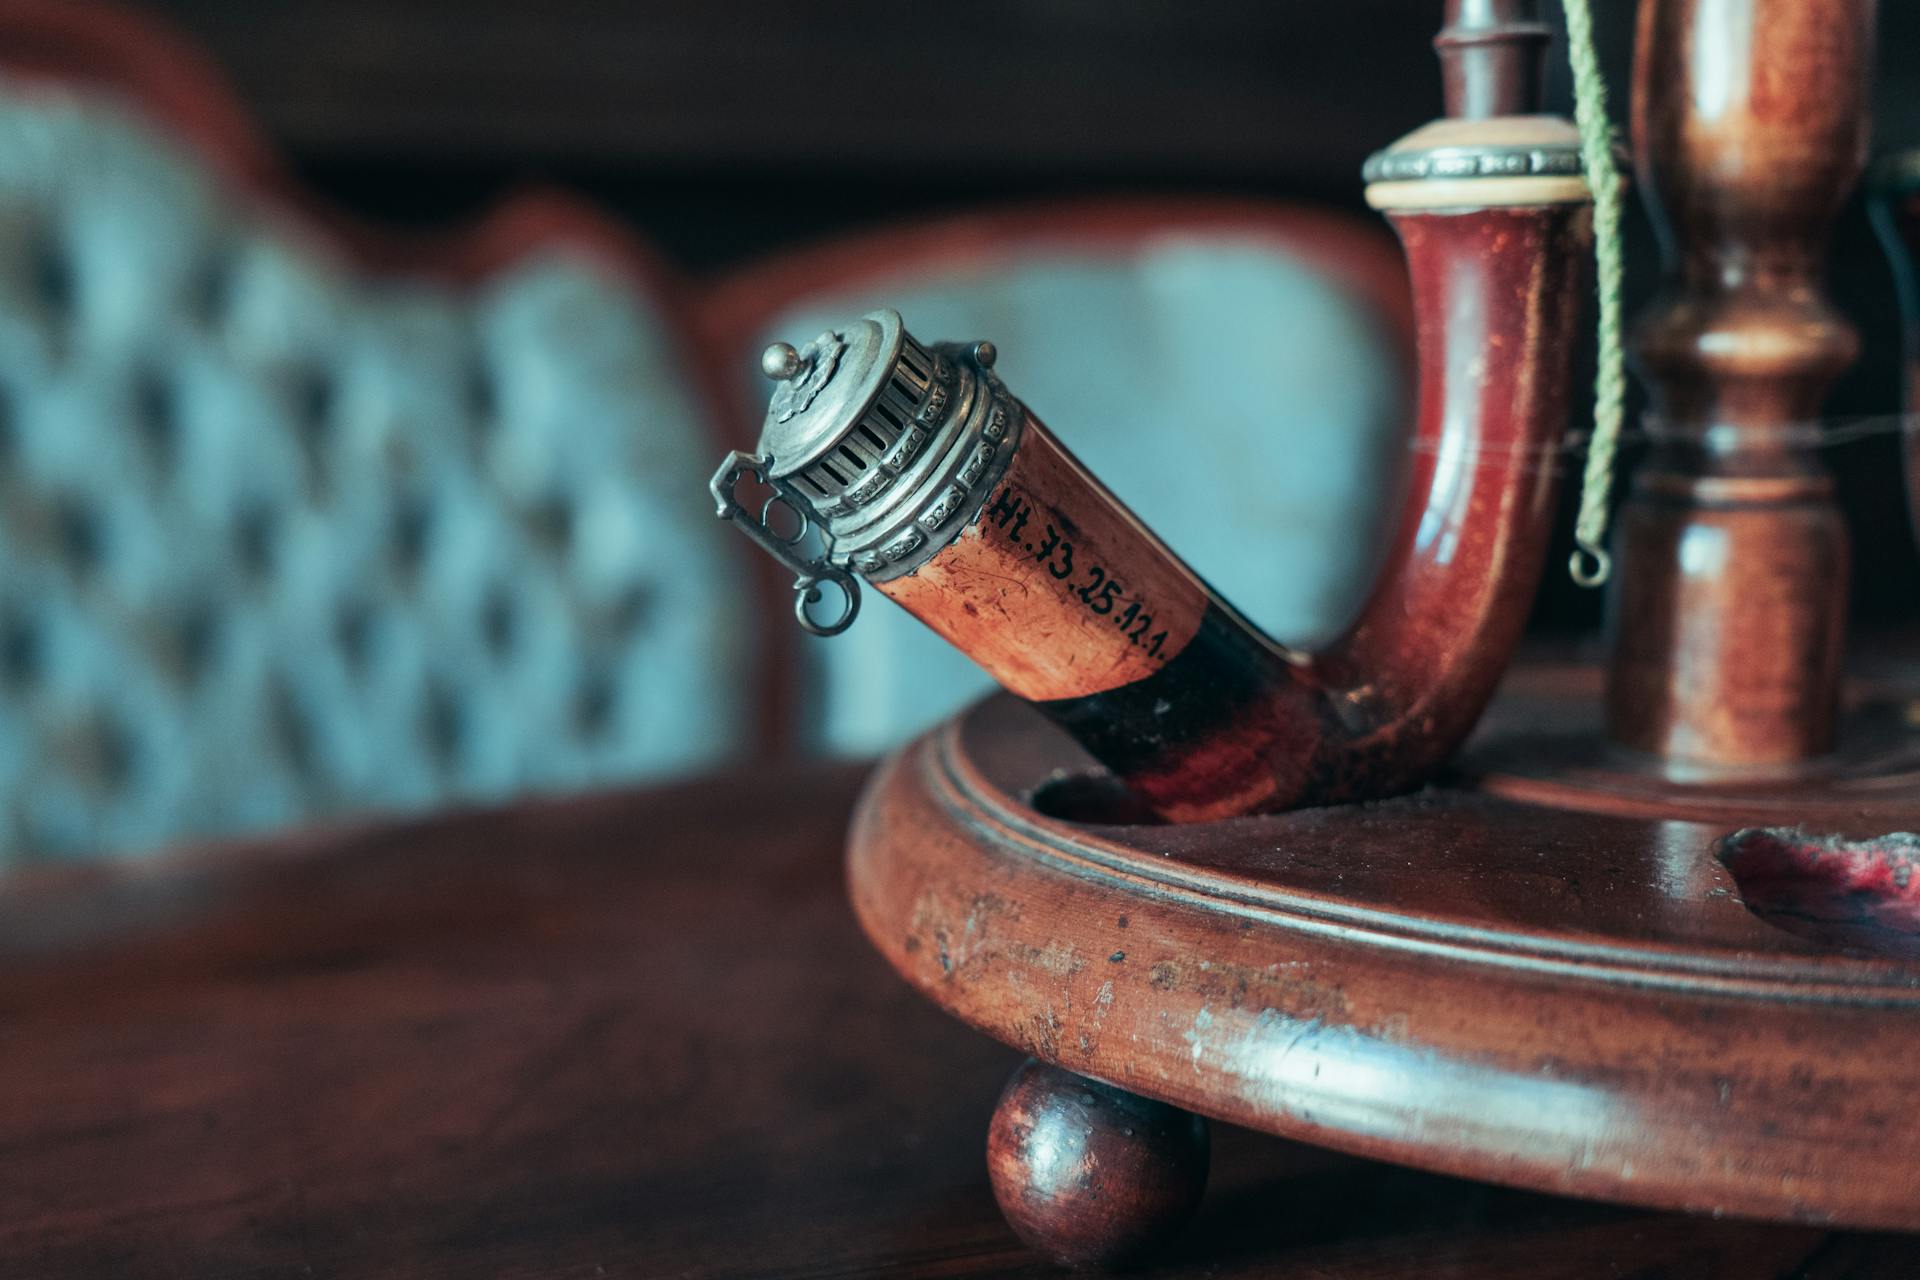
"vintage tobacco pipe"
714,0,1594,823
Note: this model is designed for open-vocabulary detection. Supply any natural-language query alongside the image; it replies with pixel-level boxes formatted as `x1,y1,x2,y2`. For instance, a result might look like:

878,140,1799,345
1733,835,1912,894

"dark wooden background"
142,0,1920,632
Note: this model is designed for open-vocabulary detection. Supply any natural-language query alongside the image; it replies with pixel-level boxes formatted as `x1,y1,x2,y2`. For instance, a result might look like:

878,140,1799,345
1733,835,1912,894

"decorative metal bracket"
709,450,862,637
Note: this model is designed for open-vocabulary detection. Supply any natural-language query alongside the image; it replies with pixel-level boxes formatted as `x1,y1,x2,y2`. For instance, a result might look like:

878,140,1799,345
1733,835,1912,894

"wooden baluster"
1606,0,1875,770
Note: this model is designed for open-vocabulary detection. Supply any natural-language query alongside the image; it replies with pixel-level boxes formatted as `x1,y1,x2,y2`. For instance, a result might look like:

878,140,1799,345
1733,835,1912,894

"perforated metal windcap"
756,310,902,476
710,308,1020,635
754,309,958,520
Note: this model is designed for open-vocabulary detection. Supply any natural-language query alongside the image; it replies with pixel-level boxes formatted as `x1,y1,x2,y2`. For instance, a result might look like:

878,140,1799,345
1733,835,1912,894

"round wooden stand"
847,662,1920,1261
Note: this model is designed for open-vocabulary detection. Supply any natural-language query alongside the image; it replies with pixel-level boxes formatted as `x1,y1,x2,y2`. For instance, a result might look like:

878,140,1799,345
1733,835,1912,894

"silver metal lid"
710,309,1022,636
757,311,903,479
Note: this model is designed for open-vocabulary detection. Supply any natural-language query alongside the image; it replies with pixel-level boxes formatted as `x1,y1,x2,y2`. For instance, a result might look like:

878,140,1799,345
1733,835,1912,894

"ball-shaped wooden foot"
986,1058,1209,1269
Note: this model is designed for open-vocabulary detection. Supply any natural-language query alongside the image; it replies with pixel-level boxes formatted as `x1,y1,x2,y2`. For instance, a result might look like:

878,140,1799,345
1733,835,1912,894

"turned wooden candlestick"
1605,0,1873,770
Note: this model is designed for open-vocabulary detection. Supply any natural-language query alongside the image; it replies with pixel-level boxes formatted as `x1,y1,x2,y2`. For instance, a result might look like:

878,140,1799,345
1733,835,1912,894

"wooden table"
0,757,1911,1277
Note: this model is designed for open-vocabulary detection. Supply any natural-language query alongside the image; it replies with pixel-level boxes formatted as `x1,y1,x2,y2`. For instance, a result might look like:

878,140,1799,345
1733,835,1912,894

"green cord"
1561,0,1626,587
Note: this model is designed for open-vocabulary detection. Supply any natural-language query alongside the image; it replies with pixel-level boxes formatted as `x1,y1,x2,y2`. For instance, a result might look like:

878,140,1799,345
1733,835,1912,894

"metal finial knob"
972,340,998,369
761,342,804,381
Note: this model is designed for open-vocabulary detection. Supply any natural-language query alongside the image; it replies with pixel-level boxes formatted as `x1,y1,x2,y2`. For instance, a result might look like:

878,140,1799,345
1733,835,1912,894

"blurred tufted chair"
0,13,752,862
707,205,1413,757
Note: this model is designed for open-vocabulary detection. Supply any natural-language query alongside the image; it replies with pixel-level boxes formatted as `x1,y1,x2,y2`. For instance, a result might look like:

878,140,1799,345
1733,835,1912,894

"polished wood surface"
849,669,1920,1235
1605,0,1873,769
0,755,1913,1275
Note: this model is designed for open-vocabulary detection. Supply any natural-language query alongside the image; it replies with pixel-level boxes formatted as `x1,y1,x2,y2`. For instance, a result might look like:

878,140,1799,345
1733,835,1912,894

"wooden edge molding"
847,694,1920,1230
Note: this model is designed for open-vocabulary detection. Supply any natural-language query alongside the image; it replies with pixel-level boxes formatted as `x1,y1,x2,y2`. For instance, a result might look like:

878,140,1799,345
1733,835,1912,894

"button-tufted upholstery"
0,74,752,862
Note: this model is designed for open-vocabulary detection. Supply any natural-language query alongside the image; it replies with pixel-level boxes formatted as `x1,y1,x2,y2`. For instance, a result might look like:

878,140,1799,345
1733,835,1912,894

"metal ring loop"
760,492,811,546
793,574,860,637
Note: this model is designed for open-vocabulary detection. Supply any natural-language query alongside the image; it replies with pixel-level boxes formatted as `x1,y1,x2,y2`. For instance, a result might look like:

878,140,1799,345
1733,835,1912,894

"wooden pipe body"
1605,0,1873,770
873,191,1589,823
716,1,1592,824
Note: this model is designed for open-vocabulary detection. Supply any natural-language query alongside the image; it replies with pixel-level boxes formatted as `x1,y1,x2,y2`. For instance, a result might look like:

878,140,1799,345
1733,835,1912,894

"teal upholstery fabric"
753,243,1408,756
0,79,751,861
